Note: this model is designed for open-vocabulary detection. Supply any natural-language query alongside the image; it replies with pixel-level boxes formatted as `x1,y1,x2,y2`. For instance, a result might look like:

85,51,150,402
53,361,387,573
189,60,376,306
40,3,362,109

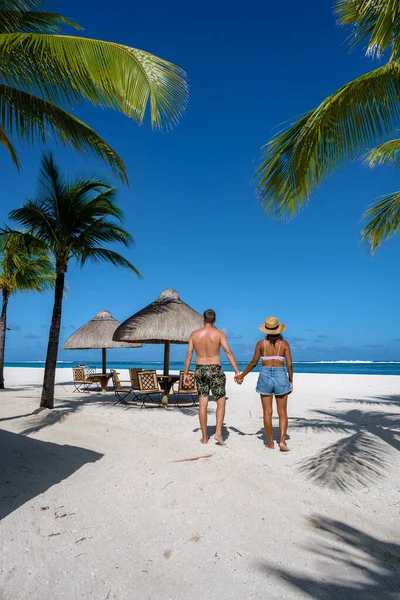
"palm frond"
335,0,400,58
361,190,400,250
0,85,127,182
0,124,20,168
66,187,121,222
364,138,400,166
0,226,49,254
0,33,188,129
8,202,60,248
0,227,54,294
1,1,45,10
0,11,82,34
255,60,400,218
76,247,142,277
70,220,134,254
0,0,45,29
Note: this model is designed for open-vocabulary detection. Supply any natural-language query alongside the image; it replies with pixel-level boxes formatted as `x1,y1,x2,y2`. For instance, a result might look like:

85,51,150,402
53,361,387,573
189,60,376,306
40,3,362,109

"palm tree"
0,232,53,388
7,153,141,408
255,0,400,251
0,0,188,181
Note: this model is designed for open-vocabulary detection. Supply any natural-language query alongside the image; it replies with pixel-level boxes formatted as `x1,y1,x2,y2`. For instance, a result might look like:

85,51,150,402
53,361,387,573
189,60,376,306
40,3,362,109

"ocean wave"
293,360,400,364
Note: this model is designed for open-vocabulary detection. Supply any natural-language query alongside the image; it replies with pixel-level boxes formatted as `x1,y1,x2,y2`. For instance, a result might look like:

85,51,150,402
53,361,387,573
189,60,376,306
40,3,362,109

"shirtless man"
183,309,241,445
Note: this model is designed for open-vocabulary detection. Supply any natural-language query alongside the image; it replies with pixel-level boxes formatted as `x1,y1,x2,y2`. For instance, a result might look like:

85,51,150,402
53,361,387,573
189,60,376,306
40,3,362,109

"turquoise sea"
5,361,400,375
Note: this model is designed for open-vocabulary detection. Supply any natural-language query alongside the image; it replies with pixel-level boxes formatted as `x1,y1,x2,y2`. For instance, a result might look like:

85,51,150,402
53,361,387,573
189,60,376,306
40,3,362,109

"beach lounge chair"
129,368,142,397
137,370,163,407
111,370,135,406
72,366,99,393
173,370,198,407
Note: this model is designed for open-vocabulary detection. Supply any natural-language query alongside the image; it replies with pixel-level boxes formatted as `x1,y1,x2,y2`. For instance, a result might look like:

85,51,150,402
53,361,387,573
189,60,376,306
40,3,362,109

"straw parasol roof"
64,310,141,372
113,289,203,374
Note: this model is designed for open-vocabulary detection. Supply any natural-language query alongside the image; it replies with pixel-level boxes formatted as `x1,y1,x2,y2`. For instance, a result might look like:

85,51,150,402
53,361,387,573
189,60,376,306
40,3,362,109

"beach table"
87,372,113,393
156,374,180,405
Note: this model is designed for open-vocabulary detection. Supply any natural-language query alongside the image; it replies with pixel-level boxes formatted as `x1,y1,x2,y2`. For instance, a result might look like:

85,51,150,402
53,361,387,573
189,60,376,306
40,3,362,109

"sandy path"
1,369,399,599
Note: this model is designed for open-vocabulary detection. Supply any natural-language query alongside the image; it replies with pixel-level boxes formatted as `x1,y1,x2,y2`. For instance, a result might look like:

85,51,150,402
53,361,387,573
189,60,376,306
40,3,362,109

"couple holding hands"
183,309,293,451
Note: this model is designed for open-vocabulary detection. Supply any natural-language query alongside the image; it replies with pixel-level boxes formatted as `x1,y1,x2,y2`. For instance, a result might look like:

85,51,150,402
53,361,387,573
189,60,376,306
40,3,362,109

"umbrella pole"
102,348,107,373
163,342,170,375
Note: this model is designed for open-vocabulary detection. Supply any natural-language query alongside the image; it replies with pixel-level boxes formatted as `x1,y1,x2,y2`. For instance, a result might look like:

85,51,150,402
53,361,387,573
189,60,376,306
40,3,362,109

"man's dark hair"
203,309,216,324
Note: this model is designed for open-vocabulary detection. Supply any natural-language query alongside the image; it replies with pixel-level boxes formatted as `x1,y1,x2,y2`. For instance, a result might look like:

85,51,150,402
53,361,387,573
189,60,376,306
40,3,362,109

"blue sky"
2,0,400,363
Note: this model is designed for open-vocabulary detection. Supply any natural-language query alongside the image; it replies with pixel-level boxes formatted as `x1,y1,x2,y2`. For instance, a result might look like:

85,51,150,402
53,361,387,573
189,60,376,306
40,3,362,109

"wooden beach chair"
129,368,142,398
173,370,198,407
137,370,163,407
111,370,135,406
72,366,98,393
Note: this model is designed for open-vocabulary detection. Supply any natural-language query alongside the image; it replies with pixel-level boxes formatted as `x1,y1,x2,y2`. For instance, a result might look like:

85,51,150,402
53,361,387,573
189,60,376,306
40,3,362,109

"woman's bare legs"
276,394,289,451
260,395,274,448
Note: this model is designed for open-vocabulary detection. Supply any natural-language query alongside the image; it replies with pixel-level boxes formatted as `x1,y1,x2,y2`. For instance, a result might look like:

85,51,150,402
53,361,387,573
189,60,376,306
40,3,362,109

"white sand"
1,368,399,600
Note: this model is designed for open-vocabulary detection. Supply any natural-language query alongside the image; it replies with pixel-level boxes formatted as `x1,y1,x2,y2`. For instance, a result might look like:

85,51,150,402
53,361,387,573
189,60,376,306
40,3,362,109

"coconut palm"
255,0,400,251
7,153,141,408
0,0,188,181
0,232,53,388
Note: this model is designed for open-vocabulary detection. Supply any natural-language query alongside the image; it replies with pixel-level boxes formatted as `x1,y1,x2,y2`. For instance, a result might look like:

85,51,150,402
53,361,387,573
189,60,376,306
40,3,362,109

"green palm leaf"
335,0,400,58
0,11,81,34
0,85,127,181
255,60,400,218
76,247,142,277
0,124,19,168
0,33,188,129
0,0,188,174
363,138,400,166
361,191,400,250
0,228,54,294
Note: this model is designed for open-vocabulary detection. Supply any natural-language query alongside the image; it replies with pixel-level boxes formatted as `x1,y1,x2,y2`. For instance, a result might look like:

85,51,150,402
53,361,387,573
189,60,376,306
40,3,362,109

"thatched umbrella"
64,310,142,372
113,289,203,375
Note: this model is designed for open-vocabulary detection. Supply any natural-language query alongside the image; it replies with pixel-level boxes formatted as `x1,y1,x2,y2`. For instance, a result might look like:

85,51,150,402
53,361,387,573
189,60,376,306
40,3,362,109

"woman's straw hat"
258,316,286,335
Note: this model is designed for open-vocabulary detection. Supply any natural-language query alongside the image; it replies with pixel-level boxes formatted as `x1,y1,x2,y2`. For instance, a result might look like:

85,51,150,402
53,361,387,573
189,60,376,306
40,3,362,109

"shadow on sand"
192,424,230,443
0,428,103,520
257,516,400,600
228,425,290,446
0,394,109,435
292,395,400,491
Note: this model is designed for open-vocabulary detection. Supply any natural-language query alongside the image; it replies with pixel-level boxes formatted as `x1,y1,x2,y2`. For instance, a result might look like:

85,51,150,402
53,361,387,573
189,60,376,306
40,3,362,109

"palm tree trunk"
0,290,10,389
40,269,65,408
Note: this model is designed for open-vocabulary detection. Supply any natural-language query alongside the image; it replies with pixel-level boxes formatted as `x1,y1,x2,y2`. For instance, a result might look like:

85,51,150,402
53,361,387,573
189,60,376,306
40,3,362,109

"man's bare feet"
279,441,290,452
200,436,209,444
265,442,275,449
214,434,225,446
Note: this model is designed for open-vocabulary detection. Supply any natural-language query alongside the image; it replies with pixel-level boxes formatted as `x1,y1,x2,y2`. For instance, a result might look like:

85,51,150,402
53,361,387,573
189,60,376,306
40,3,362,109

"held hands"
234,372,244,385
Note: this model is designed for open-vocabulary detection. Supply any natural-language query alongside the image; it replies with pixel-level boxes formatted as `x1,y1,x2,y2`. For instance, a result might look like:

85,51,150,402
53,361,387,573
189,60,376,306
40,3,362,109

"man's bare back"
190,326,225,365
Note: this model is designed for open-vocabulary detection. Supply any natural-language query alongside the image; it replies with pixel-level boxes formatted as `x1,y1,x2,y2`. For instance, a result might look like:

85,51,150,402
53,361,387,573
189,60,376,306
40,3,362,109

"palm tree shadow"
257,515,400,599
9,394,115,435
0,428,102,520
293,397,400,491
336,394,400,408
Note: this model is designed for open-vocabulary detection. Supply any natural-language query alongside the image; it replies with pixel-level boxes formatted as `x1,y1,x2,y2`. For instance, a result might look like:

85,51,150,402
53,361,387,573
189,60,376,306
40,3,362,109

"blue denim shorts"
256,367,291,396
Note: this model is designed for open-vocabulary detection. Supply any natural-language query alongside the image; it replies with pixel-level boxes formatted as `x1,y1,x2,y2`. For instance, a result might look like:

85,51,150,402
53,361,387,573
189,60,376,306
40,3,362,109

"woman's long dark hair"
266,334,283,346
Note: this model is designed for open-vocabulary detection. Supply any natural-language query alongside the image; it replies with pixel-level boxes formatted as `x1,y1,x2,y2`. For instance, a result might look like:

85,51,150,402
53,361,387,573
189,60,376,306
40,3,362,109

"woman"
236,316,293,451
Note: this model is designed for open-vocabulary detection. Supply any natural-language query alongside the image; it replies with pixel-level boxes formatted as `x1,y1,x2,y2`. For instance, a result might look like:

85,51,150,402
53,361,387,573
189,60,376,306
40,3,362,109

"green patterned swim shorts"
195,364,226,399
